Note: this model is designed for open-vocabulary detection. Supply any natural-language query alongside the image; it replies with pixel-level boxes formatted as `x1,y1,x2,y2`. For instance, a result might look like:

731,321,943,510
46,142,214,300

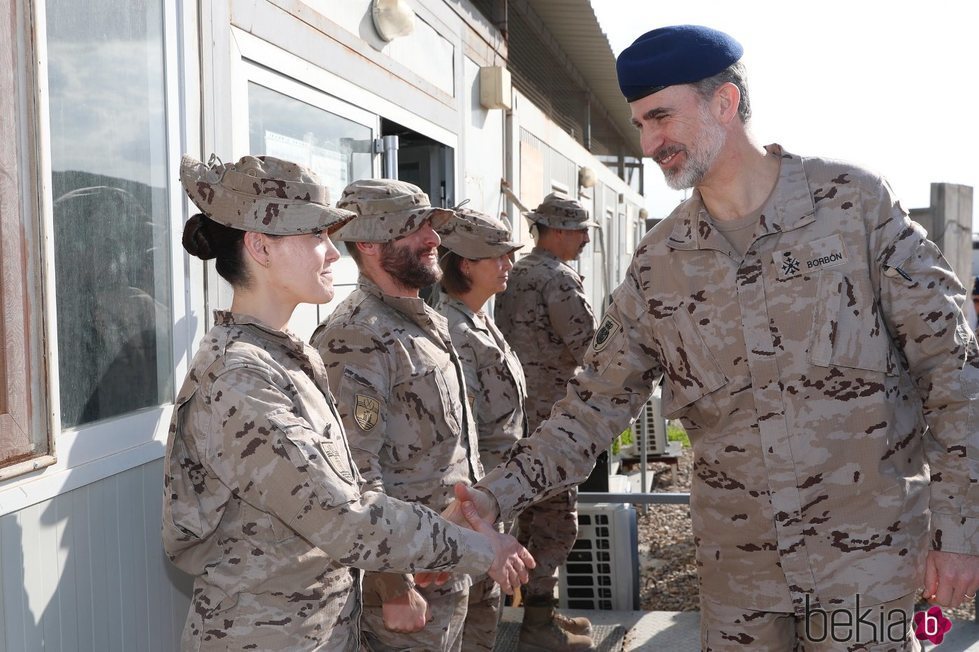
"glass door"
232,62,380,341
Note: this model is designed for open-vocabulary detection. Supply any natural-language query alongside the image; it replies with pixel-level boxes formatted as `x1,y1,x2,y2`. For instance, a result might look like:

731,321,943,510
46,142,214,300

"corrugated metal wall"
0,460,192,652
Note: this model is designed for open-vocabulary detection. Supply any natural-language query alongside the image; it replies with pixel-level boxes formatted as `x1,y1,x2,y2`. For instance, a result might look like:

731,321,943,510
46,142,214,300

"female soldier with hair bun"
163,155,533,651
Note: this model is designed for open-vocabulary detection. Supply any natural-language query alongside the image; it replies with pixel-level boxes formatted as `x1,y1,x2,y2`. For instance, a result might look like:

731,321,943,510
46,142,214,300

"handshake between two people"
417,482,533,594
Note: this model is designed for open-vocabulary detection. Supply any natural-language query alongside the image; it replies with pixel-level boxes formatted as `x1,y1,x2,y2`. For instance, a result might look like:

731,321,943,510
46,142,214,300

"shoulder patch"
592,314,622,353
353,394,380,431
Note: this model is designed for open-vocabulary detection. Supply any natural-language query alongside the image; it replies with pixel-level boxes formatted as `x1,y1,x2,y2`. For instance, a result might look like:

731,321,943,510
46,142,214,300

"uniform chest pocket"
657,310,728,428
393,366,462,436
476,357,520,424
807,271,898,375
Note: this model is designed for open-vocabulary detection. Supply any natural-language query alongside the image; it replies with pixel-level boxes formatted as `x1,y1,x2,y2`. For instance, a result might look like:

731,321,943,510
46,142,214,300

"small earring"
265,258,271,268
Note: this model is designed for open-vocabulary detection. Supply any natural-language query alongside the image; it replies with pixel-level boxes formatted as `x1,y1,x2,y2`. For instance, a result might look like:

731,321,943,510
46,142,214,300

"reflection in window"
47,0,172,428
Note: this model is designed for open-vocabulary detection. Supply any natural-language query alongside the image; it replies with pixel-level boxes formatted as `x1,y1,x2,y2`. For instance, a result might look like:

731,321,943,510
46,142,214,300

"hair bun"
182,213,216,260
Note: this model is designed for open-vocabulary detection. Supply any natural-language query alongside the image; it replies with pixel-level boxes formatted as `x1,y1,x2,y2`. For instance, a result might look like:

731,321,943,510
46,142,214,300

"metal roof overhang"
519,0,641,158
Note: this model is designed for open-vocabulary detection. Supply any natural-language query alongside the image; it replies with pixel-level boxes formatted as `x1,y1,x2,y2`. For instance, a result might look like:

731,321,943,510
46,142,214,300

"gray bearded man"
437,24,979,651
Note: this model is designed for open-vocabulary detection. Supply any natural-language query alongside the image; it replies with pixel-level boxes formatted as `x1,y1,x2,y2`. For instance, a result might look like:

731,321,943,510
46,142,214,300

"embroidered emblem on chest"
773,234,847,280
780,252,801,276
354,394,380,431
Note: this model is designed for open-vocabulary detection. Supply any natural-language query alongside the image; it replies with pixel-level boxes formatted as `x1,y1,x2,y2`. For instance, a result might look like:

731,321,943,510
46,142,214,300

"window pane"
248,82,374,193
47,0,173,428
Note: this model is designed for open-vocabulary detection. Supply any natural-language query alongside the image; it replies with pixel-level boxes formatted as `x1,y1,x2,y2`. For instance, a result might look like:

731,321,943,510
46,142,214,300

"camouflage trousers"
700,593,922,651
516,487,578,600
462,575,503,651
361,584,469,652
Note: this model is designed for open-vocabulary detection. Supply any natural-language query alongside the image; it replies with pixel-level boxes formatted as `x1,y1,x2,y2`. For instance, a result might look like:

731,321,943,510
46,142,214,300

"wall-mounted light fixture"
372,0,416,42
578,166,597,188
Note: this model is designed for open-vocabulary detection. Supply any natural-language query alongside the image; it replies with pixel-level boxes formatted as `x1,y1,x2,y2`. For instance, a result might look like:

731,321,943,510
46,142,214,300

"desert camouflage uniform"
437,293,528,650
312,277,483,652
478,146,979,627
495,247,596,601
162,311,496,651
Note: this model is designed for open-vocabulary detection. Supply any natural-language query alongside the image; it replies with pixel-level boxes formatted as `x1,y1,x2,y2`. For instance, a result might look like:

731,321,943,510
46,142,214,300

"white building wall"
462,56,505,217
0,460,191,652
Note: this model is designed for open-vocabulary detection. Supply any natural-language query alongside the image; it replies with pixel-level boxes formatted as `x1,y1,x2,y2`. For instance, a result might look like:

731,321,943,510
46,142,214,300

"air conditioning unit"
558,502,638,611
637,386,668,456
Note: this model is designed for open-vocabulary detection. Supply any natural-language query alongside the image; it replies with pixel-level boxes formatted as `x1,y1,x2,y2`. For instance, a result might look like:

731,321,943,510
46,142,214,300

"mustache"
653,145,684,164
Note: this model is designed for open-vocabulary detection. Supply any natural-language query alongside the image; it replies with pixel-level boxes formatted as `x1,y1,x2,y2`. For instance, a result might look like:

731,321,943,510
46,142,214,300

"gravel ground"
630,445,977,623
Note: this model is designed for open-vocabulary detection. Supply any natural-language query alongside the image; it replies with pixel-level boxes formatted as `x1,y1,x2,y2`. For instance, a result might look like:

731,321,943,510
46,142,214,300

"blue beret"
616,25,743,102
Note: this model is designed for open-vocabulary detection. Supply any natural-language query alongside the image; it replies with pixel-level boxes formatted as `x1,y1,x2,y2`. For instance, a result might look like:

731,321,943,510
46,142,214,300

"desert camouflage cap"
523,193,598,230
332,178,454,243
179,154,354,236
438,208,523,260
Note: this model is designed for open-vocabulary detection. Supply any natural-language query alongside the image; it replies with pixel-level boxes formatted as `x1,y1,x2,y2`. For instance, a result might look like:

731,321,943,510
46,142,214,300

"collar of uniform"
758,144,816,236
667,144,816,251
357,274,453,344
212,309,307,352
441,294,490,334
530,246,582,279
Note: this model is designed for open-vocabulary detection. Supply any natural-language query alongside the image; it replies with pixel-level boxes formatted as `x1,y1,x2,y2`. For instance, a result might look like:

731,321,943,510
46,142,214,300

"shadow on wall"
0,444,193,650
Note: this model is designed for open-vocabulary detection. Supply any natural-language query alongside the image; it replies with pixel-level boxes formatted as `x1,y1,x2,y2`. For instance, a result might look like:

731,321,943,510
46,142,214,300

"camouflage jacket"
162,311,494,650
436,294,527,471
478,146,979,613
311,278,483,600
495,247,596,430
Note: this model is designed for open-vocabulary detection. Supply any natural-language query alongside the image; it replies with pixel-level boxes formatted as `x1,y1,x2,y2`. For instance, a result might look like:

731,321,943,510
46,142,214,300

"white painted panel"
0,461,191,652
1,514,29,650
69,487,95,652
463,57,505,217
308,0,454,94
89,479,111,652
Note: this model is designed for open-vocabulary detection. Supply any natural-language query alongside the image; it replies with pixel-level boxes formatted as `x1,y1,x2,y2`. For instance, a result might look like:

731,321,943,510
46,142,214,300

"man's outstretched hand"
441,481,500,529
415,483,532,593
922,550,979,608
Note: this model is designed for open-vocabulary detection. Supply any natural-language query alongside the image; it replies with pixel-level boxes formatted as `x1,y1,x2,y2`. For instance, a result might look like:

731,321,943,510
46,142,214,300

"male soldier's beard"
660,101,726,191
380,240,442,290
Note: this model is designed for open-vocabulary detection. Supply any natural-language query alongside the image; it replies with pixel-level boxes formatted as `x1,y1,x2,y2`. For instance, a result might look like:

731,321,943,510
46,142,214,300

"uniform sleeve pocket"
659,310,728,425
808,271,897,374
269,409,360,509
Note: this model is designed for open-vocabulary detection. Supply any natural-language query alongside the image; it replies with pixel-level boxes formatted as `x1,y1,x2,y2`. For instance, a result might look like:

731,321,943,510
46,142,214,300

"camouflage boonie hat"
332,178,454,243
438,208,523,260
179,154,354,236
523,192,598,230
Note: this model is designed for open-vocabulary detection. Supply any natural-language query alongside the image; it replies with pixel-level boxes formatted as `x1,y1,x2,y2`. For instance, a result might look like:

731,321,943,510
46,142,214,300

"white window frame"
0,0,193,514
216,27,460,338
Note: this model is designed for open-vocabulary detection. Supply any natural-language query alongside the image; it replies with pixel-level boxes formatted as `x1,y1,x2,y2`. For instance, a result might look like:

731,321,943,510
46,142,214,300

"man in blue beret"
438,24,979,650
